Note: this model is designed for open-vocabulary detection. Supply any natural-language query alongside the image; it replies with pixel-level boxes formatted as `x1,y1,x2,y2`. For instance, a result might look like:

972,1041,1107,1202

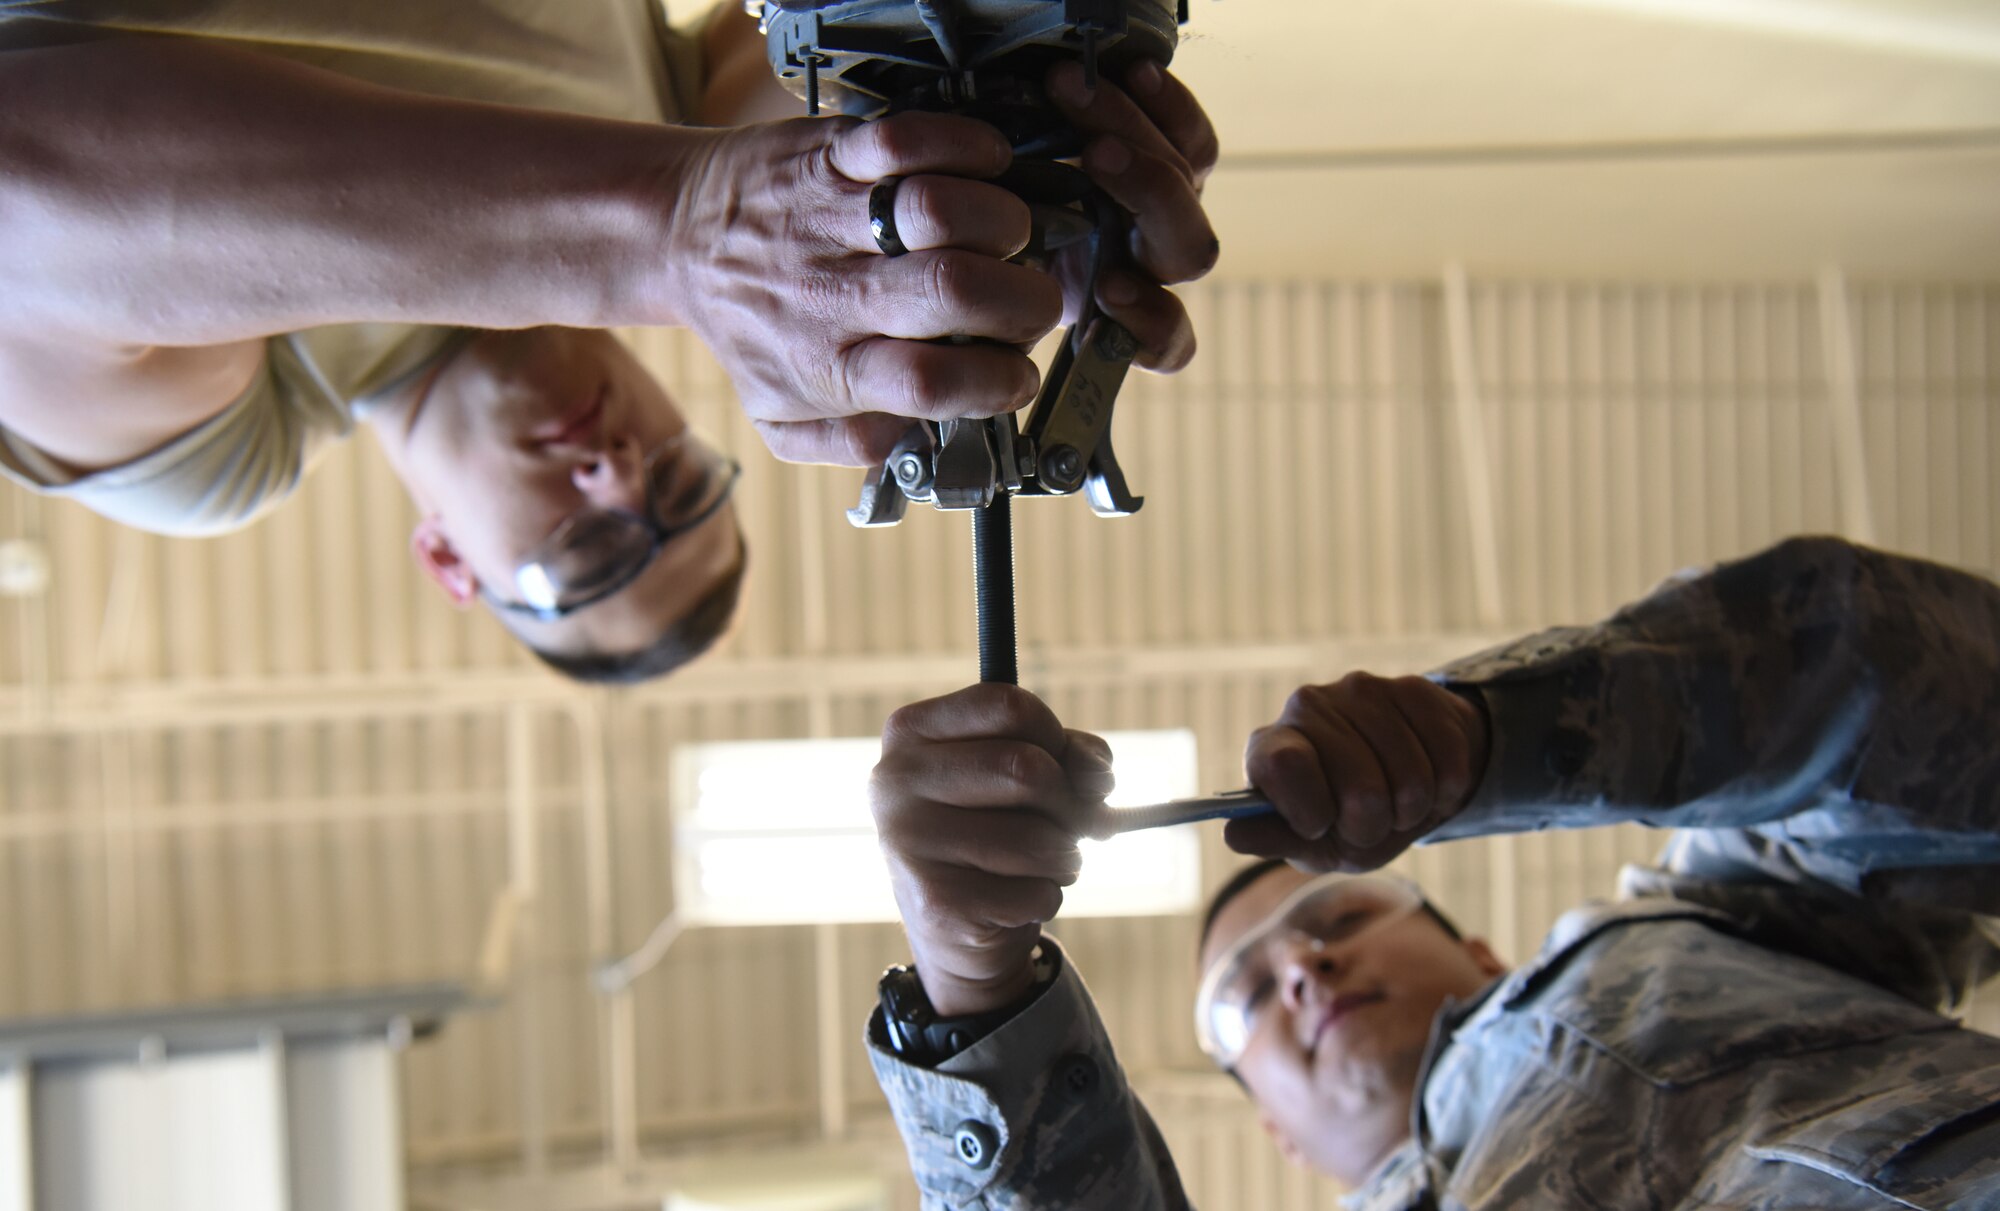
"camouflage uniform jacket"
868,537,2000,1210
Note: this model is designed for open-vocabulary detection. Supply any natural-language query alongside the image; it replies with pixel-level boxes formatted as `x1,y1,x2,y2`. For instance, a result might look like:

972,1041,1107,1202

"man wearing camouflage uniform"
864,536,2000,1208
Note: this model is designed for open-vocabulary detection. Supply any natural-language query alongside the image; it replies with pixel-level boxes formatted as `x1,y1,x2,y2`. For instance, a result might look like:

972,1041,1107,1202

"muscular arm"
0,27,1070,472
0,36,710,467
0,38,702,346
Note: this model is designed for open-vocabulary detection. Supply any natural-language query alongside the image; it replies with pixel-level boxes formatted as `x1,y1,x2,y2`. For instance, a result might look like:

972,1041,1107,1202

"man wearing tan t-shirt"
0,1,1220,681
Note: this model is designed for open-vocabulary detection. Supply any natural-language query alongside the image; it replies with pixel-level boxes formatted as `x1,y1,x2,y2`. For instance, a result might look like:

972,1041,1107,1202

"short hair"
527,544,746,686
1197,858,1463,962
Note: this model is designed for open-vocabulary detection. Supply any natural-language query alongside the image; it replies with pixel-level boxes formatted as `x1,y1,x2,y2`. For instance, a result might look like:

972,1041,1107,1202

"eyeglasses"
484,434,741,622
1194,873,1424,1069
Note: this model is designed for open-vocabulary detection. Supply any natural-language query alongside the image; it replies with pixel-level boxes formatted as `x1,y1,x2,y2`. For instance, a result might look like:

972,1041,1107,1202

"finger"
1062,728,1113,773
1120,62,1220,186
752,413,915,467
1330,681,1438,833
882,683,1070,754
887,802,1086,884
853,175,1032,259
1321,828,1418,874
1384,677,1479,817
1276,692,1395,849
1221,811,1318,865
837,336,1040,422
1242,725,1335,842
873,738,1071,810
852,250,1064,345
900,859,1063,934
1083,136,1219,284
829,110,1012,183
1220,814,1414,875
1046,63,1192,180
897,860,1060,961
1060,728,1117,803
1096,271,1195,373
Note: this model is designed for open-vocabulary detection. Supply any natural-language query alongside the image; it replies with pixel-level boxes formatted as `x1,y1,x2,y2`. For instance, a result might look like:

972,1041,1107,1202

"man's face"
397,327,743,661
1197,867,1504,1186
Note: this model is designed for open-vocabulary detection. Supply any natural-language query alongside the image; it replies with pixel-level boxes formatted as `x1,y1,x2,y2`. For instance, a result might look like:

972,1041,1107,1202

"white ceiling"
700,0,2000,280
1184,0,2000,152
1178,0,2000,279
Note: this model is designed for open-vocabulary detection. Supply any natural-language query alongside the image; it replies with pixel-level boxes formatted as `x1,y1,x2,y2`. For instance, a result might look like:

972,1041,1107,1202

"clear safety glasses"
1194,872,1425,1069
485,434,741,622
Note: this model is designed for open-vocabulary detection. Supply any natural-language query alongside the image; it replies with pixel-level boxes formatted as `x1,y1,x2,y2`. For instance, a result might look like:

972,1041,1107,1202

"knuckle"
998,743,1057,796
1034,881,1064,923
1189,225,1222,280
830,349,869,420
898,176,948,241
1025,837,1078,883
817,419,872,466
880,701,929,748
840,417,901,465
998,193,1035,249
795,267,852,325
1283,684,1331,722
1392,674,1438,700
990,683,1046,734
897,349,957,410
1335,671,1386,704
860,115,919,169
867,774,911,834
1028,270,1065,328
954,920,997,951
920,250,969,314
1271,741,1314,779
1188,130,1220,176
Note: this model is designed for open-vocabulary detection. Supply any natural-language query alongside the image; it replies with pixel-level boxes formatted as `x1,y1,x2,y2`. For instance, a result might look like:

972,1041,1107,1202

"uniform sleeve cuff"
866,937,1129,1202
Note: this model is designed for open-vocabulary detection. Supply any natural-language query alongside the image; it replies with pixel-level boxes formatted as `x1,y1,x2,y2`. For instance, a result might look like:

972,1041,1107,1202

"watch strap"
879,948,1058,1066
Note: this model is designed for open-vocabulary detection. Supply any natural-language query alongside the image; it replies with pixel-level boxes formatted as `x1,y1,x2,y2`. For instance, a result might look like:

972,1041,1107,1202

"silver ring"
869,176,908,257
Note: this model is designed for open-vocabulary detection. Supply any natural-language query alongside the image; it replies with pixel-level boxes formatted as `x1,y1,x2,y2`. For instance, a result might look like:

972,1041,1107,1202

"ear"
410,516,479,608
1463,936,1508,980
1257,1110,1308,1168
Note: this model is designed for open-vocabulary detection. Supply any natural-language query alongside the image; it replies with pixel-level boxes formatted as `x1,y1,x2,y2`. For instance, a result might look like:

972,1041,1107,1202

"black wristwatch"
878,948,1057,1067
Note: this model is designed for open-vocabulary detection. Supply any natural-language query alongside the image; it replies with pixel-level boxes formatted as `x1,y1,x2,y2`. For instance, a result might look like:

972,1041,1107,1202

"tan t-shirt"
0,0,708,536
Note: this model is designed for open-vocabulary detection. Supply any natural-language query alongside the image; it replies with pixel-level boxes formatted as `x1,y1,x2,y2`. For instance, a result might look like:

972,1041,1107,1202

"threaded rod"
972,496,1017,685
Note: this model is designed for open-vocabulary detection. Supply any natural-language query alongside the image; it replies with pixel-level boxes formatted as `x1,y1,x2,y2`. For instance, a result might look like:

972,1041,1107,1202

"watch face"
881,968,933,1032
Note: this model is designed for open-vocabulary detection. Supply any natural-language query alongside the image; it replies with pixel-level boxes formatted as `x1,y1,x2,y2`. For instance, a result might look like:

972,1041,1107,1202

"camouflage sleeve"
866,939,1192,1210
1427,536,2000,922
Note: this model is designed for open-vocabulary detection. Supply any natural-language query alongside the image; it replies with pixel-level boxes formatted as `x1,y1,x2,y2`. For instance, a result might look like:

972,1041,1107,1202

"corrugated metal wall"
1,276,1994,1200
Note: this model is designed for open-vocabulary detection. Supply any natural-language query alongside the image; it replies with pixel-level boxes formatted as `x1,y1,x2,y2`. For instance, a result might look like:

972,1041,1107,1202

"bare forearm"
0,38,716,347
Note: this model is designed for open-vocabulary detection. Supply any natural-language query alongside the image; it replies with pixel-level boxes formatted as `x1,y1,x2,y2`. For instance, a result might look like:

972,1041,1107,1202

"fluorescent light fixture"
671,731,1203,926
664,1176,883,1211
663,1156,886,1211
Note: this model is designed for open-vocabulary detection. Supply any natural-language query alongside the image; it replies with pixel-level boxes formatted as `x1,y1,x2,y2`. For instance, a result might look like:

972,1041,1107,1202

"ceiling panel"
1176,0,2000,154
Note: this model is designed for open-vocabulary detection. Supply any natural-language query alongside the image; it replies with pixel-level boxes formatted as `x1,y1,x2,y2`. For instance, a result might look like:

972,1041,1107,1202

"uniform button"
953,1120,998,1170
1543,729,1592,778
1057,1053,1098,1096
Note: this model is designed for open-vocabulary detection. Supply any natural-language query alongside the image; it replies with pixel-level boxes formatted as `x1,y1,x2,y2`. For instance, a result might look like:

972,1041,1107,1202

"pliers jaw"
844,316,1146,527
